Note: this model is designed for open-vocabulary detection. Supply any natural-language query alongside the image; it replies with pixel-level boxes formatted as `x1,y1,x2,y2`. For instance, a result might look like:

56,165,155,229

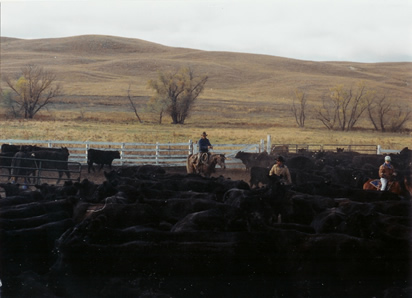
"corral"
0,140,410,297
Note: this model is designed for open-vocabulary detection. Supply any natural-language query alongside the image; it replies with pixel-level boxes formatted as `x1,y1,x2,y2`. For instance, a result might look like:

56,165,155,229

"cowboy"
194,132,213,171
379,155,396,191
269,155,292,185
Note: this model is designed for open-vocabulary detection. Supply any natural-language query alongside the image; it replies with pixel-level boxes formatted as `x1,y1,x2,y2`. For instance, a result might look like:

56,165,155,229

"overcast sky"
1,0,412,62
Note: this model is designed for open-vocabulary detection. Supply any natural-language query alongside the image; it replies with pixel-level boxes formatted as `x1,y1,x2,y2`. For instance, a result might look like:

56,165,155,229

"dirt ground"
0,165,250,192
80,165,251,184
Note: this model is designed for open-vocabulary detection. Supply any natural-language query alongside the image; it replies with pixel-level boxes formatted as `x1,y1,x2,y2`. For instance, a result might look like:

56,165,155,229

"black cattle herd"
0,144,411,297
0,144,120,185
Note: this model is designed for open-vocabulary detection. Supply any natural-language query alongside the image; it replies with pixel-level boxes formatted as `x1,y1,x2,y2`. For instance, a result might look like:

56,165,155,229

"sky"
1,0,412,63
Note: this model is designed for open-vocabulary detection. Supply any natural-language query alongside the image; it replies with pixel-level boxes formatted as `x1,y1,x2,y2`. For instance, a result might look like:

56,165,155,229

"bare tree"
0,90,20,118
126,84,143,123
2,64,61,119
147,67,208,124
291,89,307,128
367,95,411,132
316,82,372,131
147,93,169,124
316,93,339,130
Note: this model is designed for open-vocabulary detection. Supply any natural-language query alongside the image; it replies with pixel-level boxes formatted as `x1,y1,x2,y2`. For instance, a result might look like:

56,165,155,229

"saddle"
193,153,209,173
369,179,393,191
198,152,209,164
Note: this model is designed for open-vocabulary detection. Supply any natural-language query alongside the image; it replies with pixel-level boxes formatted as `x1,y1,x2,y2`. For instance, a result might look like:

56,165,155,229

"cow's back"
87,149,120,173
250,166,271,188
88,149,120,163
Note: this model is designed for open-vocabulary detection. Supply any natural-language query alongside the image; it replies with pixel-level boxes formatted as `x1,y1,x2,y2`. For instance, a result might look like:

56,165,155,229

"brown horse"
403,176,412,197
186,153,226,177
363,178,402,195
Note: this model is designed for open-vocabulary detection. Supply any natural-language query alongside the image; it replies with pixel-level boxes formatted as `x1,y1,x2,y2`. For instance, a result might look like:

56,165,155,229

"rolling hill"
1,34,411,106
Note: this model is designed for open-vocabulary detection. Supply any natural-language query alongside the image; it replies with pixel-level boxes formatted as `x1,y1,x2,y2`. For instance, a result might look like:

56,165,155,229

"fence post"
188,140,193,155
192,140,198,154
377,145,381,155
260,139,264,153
121,143,125,166
156,142,159,165
36,160,42,185
267,134,271,153
85,143,89,164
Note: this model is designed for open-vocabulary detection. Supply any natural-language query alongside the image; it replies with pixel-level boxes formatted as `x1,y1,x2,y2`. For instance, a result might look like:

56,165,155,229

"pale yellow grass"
1,116,410,150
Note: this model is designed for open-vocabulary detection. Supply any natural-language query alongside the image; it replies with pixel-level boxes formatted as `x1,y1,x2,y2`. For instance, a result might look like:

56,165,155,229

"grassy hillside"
0,35,411,148
2,35,411,99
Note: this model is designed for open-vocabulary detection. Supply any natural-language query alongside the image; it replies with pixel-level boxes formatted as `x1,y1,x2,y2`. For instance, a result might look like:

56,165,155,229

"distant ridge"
1,35,411,103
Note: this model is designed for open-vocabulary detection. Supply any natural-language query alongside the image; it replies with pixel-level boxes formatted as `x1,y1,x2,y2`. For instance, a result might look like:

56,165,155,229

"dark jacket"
198,138,212,153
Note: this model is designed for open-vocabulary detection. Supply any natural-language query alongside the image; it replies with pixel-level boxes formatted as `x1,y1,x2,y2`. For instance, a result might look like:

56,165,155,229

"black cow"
1,144,67,154
10,151,37,184
31,148,70,184
249,166,271,188
1,144,36,153
235,151,276,170
0,152,16,180
235,151,257,170
287,155,315,170
87,149,120,173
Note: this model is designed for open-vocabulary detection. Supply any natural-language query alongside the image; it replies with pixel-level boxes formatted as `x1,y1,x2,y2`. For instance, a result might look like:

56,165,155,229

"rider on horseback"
379,155,396,191
194,132,213,172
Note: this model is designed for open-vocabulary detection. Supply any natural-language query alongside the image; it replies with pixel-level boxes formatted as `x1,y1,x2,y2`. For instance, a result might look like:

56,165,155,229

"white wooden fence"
376,145,402,155
0,137,400,169
0,139,264,168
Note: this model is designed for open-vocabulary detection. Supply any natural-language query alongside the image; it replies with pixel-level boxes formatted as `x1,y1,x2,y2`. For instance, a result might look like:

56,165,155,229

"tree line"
0,64,207,125
1,64,410,132
291,82,411,132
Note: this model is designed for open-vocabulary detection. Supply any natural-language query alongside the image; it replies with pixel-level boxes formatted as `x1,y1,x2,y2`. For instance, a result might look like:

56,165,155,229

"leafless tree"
0,90,19,118
2,64,61,119
291,89,307,128
316,82,372,131
367,95,411,132
147,93,169,124
126,84,143,123
147,67,208,124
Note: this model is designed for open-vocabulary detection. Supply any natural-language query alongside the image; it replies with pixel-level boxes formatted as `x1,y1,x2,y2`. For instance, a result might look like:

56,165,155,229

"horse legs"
186,155,197,174
193,154,203,174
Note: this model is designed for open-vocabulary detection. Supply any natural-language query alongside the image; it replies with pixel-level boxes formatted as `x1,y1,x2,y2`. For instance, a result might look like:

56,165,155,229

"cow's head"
61,147,70,156
235,151,244,158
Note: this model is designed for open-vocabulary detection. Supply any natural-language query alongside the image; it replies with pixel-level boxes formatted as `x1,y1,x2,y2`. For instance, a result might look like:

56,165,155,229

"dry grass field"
1,35,411,149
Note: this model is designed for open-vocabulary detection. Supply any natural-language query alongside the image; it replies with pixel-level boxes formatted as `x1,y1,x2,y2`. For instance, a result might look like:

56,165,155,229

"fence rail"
0,137,401,170
0,155,82,186
270,143,379,154
0,139,263,168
